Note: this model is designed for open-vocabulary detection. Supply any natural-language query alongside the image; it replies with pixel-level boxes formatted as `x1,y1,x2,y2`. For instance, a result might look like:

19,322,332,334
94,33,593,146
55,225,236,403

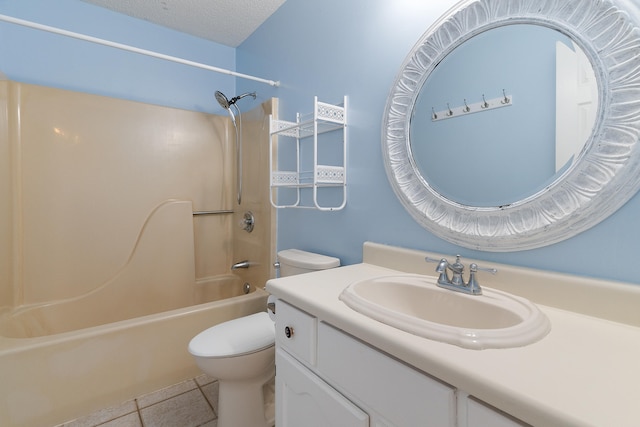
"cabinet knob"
284,326,294,339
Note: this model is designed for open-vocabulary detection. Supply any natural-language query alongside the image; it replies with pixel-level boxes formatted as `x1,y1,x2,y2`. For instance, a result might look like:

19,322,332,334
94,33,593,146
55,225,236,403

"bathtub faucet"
231,260,250,270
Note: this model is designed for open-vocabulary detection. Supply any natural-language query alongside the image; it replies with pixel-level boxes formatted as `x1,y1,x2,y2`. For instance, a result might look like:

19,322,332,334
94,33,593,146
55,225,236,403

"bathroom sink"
339,275,550,350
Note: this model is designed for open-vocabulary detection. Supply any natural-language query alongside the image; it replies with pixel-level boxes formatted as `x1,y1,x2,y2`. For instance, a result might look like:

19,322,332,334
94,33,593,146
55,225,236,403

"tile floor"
56,374,221,427
56,373,276,427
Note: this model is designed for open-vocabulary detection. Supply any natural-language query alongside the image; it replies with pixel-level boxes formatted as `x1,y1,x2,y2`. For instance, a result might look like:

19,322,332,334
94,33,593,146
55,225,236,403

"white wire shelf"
270,118,344,138
269,96,347,210
271,166,346,187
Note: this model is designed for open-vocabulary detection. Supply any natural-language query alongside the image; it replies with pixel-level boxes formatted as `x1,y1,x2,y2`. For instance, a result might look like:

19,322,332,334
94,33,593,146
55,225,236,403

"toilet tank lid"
277,249,340,270
188,312,274,358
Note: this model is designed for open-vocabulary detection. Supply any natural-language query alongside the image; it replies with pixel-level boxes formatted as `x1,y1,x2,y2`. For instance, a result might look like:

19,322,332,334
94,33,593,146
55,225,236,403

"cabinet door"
317,322,455,427
276,300,317,366
460,395,530,427
276,348,369,427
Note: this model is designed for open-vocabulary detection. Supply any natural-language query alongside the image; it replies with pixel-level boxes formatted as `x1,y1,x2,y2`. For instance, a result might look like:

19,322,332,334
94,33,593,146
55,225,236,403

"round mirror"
382,0,640,251
410,24,597,207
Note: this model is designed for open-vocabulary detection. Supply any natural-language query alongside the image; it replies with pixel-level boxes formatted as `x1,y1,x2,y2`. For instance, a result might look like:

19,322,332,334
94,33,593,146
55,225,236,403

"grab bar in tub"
192,210,234,216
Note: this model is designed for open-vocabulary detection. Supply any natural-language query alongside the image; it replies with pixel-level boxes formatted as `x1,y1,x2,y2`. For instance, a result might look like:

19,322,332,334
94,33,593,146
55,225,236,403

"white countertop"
266,243,640,427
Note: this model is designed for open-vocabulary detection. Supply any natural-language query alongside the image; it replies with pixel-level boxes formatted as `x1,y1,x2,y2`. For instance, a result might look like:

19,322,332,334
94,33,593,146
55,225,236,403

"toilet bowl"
188,249,340,427
189,312,275,427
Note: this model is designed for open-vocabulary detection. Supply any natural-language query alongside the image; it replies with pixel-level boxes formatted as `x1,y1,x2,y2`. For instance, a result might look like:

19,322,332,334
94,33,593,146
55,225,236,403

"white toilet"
188,249,340,427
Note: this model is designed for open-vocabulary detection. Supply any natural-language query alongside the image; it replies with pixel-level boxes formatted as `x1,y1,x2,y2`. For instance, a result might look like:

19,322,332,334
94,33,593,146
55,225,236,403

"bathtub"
0,82,277,425
0,275,268,427
0,201,270,426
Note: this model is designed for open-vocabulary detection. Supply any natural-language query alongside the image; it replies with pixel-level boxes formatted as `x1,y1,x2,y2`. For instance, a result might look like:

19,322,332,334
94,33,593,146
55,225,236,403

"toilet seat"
188,312,275,358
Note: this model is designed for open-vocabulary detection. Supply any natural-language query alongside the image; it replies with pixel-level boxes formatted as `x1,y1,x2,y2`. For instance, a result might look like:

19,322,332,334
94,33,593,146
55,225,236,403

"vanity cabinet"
458,396,529,427
269,96,347,211
276,349,369,426
275,300,368,426
317,322,456,426
275,299,530,427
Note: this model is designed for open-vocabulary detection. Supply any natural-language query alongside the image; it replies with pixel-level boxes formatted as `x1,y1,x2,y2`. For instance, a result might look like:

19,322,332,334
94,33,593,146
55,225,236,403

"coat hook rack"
431,90,513,122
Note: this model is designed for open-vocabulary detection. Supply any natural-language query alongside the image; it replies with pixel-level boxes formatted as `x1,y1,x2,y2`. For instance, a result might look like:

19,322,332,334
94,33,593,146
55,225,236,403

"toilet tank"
277,249,340,277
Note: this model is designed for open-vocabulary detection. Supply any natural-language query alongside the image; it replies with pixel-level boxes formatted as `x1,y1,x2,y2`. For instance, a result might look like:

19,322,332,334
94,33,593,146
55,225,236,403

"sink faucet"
425,255,496,295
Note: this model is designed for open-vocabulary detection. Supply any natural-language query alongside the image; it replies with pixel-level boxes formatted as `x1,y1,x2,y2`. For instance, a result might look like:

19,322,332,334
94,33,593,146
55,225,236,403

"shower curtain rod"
0,13,280,87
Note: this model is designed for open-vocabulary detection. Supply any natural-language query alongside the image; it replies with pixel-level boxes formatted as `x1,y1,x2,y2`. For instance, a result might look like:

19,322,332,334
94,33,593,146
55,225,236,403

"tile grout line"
195,381,218,418
57,377,219,427
138,387,197,410
134,398,144,427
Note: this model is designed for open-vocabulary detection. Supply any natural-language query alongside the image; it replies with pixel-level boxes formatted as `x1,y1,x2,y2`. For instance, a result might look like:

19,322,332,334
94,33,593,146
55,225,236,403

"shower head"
215,90,231,109
214,90,257,207
215,90,257,109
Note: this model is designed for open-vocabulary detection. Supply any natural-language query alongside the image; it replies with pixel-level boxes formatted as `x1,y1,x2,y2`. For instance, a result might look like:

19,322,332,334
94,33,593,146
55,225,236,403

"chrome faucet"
425,255,496,295
231,260,250,270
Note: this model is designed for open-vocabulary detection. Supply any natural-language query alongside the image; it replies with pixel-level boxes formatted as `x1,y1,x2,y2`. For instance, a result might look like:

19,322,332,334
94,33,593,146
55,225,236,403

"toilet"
188,249,340,427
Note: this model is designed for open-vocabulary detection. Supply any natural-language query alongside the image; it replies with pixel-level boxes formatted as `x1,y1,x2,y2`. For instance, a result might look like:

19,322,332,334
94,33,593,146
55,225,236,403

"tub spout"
231,260,250,270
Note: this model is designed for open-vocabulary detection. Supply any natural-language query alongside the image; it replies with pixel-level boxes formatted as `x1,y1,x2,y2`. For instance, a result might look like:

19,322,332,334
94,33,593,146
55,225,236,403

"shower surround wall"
0,78,276,425
0,78,273,306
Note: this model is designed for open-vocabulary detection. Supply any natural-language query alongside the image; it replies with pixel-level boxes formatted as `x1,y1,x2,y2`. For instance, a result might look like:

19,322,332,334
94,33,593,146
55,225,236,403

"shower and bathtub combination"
0,79,276,427
215,90,257,205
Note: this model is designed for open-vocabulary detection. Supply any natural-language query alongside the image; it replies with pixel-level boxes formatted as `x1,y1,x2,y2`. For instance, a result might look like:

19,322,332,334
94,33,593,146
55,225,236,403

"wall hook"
431,92,512,122
481,94,489,109
501,89,511,104
446,103,453,116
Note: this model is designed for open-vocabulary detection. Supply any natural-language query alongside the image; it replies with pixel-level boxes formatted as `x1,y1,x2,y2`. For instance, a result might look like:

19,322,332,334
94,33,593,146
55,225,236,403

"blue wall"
238,0,640,285
0,0,236,113
1,0,639,284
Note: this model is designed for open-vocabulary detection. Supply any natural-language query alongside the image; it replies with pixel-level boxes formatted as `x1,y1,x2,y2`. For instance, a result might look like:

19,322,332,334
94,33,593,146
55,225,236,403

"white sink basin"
339,275,550,350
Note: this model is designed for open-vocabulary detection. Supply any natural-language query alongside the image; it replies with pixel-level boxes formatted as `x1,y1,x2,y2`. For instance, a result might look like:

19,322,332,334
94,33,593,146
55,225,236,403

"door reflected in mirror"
410,24,597,207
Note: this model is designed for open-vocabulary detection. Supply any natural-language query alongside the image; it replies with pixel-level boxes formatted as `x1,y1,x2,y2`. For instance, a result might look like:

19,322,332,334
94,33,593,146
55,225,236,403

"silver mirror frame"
382,0,640,251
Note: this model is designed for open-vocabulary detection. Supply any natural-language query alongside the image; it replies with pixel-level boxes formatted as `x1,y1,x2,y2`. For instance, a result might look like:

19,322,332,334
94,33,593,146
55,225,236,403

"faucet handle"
466,263,497,295
424,257,451,285
471,263,497,275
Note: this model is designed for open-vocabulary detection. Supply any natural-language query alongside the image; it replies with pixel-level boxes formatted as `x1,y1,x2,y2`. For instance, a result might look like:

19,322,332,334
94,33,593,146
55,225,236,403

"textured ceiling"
80,0,286,47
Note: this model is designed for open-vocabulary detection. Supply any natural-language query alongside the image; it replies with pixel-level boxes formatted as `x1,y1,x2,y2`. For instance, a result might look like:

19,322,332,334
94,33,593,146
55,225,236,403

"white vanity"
266,0,640,424
266,242,640,427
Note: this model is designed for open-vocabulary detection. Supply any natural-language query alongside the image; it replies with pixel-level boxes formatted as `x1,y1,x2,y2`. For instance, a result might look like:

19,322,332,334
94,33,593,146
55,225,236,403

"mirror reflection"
410,24,598,207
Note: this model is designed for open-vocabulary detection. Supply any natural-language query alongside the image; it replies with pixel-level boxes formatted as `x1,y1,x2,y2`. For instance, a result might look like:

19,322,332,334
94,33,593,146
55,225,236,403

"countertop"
266,242,640,427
